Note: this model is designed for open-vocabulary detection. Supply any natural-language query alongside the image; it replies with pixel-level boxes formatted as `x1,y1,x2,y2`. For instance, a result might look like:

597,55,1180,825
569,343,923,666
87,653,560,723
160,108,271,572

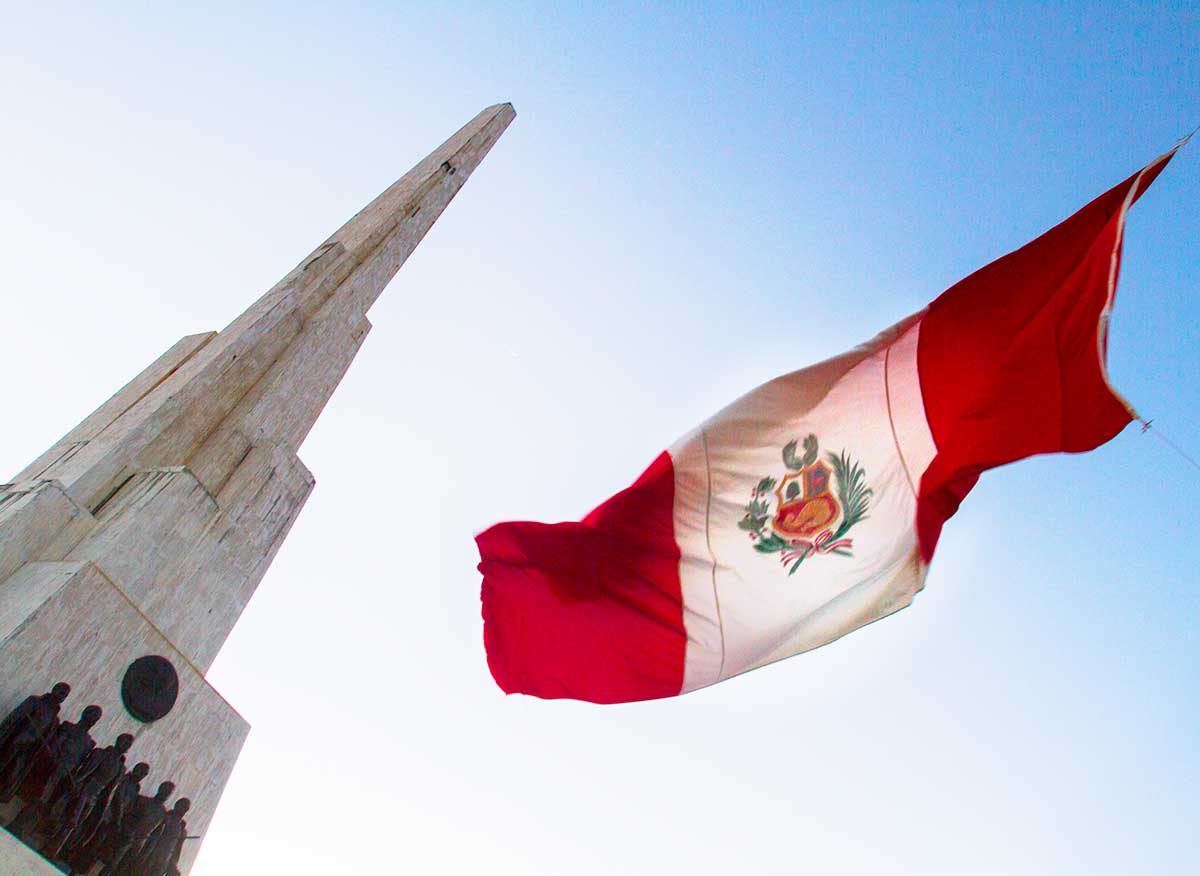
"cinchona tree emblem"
738,434,873,576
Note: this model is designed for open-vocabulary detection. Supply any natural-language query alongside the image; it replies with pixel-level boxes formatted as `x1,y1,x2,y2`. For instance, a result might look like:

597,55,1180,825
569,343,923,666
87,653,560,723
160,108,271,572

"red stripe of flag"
916,152,1177,560
478,452,686,704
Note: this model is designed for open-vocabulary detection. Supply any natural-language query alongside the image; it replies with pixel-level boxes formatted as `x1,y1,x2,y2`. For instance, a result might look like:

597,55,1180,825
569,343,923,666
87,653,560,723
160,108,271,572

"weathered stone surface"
64,458,313,671
0,104,513,873
21,104,516,514
0,828,58,876
1,103,514,654
0,481,95,584
12,333,216,487
186,306,370,497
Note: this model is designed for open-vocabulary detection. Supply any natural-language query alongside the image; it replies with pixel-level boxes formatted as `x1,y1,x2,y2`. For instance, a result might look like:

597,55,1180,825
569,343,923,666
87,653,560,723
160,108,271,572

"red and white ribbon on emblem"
779,530,854,565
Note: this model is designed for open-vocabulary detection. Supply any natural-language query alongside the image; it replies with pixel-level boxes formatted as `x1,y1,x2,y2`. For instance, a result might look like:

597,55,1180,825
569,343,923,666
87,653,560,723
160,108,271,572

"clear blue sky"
1,3,1196,874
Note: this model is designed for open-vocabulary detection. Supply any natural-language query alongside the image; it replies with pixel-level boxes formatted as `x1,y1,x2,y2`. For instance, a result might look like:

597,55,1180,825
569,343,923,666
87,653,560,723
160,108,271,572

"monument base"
0,561,248,875
0,828,59,876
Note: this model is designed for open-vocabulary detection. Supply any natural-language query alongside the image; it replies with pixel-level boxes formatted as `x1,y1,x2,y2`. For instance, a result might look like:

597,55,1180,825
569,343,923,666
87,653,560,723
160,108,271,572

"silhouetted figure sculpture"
30,705,101,802
100,762,151,844
104,780,173,876
133,797,190,876
0,682,70,803
0,690,194,876
68,761,151,875
46,733,134,860
10,705,102,839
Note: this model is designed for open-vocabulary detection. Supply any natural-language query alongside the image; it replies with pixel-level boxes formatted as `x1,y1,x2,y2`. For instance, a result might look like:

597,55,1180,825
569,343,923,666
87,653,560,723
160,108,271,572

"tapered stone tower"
0,103,514,875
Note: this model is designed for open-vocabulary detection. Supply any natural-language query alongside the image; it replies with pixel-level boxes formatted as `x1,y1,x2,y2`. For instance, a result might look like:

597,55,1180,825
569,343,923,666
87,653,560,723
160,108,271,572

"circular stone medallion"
121,655,179,723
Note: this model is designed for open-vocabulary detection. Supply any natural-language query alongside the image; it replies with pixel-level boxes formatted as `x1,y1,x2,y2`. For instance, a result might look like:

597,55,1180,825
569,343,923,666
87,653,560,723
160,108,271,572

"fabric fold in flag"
477,146,1181,704
478,453,685,703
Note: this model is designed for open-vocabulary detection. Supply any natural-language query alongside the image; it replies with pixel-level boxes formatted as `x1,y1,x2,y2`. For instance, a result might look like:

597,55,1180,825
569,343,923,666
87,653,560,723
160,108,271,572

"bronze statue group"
0,683,191,876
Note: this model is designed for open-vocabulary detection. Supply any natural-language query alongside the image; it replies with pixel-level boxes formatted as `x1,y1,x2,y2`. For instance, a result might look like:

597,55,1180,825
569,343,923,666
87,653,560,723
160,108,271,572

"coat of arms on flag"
738,434,872,575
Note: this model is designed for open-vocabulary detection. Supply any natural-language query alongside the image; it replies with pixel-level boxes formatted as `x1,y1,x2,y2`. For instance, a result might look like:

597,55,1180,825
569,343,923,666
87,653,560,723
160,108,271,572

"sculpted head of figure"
155,781,175,802
51,682,71,703
131,762,150,780
80,705,102,727
115,733,134,753
173,798,191,816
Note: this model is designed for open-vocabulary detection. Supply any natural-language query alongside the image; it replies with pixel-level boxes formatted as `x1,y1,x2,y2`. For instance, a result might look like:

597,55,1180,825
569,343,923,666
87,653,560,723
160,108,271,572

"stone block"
64,456,311,671
0,482,95,585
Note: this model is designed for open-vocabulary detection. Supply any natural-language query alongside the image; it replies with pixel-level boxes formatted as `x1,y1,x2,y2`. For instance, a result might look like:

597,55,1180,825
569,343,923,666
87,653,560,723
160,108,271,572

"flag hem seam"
699,426,727,685
883,339,920,500
1098,147,1179,422
1098,161,1149,420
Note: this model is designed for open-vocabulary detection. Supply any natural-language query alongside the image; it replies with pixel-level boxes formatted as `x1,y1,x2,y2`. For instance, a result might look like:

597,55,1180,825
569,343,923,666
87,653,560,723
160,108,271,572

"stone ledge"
0,827,61,876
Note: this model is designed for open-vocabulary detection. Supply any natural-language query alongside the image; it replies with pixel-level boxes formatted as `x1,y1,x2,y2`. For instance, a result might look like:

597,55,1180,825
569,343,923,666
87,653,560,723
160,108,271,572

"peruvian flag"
477,146,1180,704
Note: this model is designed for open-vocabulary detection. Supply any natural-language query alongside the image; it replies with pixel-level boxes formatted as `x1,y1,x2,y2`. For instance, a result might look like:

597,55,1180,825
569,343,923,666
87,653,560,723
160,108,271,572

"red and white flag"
477,147,1180,704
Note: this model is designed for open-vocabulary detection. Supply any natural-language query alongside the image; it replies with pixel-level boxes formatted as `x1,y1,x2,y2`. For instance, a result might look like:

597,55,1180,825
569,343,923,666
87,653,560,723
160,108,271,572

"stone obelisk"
0,103,514,875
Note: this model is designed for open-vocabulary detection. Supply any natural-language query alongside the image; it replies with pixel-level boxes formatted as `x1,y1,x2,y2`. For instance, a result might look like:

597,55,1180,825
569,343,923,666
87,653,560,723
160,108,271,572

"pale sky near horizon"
1,3,1197,874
